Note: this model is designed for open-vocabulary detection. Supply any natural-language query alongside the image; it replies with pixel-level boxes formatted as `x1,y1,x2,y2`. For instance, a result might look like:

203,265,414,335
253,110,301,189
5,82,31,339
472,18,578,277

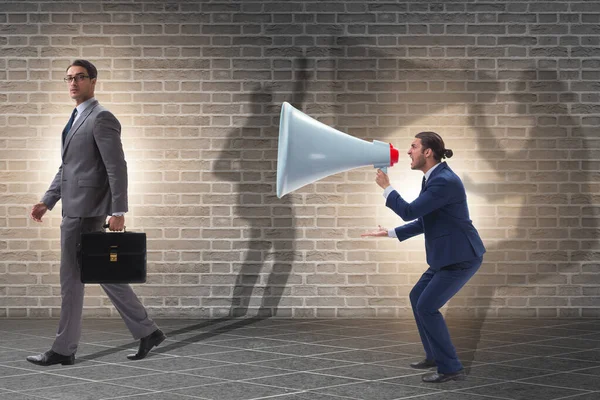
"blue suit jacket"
386,162,485,270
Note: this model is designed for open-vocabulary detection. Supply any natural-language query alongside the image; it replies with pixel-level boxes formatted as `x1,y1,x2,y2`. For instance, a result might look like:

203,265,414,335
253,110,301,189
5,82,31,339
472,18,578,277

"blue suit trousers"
409,256,483,374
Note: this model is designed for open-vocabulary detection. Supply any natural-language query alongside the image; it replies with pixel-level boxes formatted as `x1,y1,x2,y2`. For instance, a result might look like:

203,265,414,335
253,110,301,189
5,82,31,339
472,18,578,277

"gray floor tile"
571,366,600,376
116,356,230,372
403,393,508,400
77,346,172,364
213,328,297,338
251,356,359,371
43,363,161,381
576,332,600,341
193,349,290,363
260,343,348,356
531,338,600,350
22,381,153,400
259,393,355,400
247,371,361,390
555,393,600,400
467,364,552,380
310,327,387,337
367,343,432,356
108,372,226,391
550,350,600,363
115,393,206,400
202,337,293,350
171,381,294,400
383,373,503,391
481,343,579,356
0,332,36,341
0,338,56,351
315,349,410,363
458,381,589,400
455,350,534,364
1,318,599,398
0,392,51,400
314,364,415,380
365,332,423,343
519,372,600,391
79,331,132,343
152,342,237,357
499,356,600,371
480,332,562,343
311,381,441,400
0,372,87,391
266,332,352,343
312,337,399,350
184,364,290,380
0,365,37,378
451,338,512,351
519,327,599,337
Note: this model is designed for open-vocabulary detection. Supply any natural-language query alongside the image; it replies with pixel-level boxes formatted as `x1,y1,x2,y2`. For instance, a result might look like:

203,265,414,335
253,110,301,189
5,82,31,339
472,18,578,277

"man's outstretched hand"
361,225,389,237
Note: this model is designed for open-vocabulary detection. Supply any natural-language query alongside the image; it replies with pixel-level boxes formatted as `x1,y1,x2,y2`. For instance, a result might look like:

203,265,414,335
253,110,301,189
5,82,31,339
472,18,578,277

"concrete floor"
0,318,599,399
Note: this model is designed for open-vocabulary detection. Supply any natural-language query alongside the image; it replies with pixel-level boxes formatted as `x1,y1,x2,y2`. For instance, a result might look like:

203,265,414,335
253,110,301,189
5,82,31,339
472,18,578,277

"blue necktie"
62,108,77,145
421,176,426,193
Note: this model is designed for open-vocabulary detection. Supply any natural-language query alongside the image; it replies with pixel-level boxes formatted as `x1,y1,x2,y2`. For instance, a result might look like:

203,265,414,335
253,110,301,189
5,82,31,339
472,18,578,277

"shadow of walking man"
213,58,310,318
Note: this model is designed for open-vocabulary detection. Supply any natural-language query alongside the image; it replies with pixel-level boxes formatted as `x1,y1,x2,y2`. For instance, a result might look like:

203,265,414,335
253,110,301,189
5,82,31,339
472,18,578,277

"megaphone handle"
379,167,388,174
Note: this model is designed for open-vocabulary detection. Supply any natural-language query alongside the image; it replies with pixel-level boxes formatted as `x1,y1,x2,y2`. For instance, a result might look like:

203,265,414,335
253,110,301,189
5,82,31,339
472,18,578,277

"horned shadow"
327,41,587,369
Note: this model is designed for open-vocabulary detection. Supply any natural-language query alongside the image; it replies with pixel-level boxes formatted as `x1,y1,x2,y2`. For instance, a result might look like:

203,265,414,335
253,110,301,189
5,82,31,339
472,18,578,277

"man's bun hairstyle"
415,131,453,162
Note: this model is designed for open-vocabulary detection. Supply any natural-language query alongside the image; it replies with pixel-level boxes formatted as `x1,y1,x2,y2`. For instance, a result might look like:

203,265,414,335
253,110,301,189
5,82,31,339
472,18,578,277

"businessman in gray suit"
27,60,165,366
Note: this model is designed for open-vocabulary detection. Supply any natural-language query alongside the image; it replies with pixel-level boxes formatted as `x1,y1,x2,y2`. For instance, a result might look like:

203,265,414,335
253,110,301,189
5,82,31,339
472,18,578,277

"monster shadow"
328,42,585,369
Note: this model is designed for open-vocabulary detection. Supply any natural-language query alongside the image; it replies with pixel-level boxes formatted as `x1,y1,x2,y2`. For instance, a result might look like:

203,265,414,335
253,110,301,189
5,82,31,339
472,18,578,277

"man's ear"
423,148,432,158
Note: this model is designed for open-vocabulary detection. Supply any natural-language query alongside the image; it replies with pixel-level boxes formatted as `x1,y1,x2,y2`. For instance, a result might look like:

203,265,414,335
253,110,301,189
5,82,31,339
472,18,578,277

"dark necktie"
62,108,78,144
421,176,426,192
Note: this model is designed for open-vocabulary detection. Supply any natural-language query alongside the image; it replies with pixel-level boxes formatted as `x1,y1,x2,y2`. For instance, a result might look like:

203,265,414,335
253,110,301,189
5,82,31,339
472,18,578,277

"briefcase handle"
102,223,127,232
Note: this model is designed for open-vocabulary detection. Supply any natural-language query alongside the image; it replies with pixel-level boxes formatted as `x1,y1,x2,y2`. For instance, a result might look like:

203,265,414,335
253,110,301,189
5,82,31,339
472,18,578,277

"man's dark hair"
415,131,453,162
66,59,98,80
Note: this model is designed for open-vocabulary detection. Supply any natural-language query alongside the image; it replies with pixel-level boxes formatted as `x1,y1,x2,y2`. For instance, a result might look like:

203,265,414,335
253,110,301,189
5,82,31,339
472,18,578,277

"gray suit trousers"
52,216,157,356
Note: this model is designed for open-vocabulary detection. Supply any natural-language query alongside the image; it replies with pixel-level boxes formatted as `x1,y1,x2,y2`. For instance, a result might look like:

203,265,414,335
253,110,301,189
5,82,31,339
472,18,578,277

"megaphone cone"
277,102,399,198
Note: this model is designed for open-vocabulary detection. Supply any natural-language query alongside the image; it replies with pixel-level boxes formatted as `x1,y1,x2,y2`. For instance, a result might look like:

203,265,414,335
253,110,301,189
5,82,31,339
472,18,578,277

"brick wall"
1,0,599,318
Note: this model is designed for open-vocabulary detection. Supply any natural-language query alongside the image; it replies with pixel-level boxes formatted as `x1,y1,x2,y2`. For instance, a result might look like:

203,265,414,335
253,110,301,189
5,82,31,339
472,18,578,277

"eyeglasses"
63,75,90,83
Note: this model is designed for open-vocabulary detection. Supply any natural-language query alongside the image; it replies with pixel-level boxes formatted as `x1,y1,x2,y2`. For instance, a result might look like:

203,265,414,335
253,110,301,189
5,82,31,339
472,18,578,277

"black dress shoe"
26,350,74,366
410,359,437,369
127,329,166,360
422,369,466,383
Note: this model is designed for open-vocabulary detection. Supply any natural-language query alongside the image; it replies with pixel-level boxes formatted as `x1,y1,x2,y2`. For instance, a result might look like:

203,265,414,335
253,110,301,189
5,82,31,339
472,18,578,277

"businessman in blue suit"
363,131,485,383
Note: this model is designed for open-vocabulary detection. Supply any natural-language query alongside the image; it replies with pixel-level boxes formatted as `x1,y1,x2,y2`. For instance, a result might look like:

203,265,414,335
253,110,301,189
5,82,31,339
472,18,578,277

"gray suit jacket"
42,100,128,217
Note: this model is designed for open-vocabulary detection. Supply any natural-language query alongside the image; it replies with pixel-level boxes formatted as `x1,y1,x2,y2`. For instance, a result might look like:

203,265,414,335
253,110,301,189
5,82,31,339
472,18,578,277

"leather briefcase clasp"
109,246,118,262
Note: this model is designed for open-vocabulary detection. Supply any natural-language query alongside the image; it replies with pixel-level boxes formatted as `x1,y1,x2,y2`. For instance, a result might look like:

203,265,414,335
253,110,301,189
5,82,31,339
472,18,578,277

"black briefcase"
79,227,147,284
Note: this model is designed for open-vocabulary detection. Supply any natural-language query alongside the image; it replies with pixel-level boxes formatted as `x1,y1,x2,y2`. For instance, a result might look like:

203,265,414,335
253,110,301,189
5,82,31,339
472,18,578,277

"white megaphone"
277,102,399,198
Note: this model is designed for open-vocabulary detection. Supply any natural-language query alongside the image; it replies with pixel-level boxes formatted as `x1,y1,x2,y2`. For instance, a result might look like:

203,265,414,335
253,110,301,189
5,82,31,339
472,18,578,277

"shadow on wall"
324,43,587,367
211,42,590,339
455,68,587,366
212,58,310,317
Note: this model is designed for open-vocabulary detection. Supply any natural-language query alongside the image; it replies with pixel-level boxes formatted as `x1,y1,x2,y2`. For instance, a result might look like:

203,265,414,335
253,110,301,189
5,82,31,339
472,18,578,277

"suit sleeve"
41,165,62,210
393,219,424,241
385,176,452,221
92,111,128,213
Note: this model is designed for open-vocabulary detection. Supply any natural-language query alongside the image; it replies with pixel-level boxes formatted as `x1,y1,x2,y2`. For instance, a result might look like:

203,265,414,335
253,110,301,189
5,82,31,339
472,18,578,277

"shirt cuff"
112,212,125,216
383,186,395,199
388,228,397,238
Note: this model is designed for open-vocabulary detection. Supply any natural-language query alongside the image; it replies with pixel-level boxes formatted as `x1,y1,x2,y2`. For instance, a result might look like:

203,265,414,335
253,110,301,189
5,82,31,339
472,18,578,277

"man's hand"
30,202,48,222
375,169,391,189
107,215,125,231
361,225,389,237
